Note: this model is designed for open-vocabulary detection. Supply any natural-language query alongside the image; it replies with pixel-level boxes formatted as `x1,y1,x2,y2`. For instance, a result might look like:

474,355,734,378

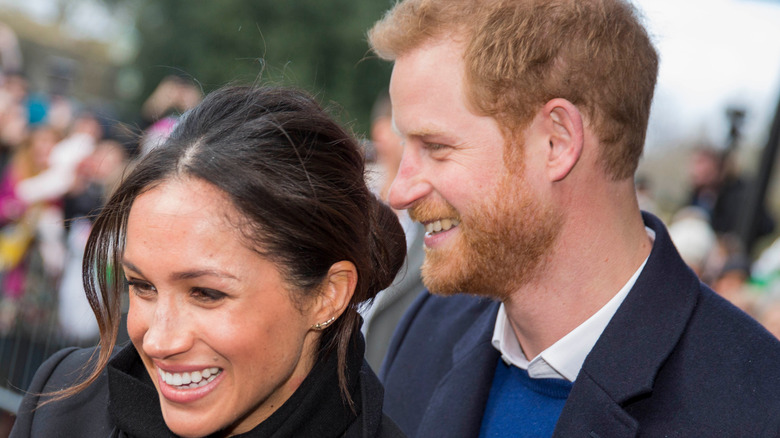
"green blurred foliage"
125,0,393,136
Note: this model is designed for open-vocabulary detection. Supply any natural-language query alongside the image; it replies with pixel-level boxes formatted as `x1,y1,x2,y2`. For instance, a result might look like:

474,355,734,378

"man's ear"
310,261,357,330
542,98,584,182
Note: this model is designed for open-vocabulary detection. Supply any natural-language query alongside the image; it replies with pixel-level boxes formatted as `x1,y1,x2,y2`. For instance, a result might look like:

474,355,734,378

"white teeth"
158,367,221,389
424,219,460,235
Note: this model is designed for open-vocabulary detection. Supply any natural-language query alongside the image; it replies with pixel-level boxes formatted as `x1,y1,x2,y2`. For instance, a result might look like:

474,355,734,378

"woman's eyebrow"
170,270,238,281
121,259,238,281
121,259,142,275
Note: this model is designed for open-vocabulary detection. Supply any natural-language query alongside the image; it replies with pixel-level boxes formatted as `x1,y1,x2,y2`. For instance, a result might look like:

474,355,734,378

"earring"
311,316,337,330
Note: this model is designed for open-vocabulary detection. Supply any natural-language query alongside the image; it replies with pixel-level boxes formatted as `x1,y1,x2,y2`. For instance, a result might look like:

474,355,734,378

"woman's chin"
161,411,224,438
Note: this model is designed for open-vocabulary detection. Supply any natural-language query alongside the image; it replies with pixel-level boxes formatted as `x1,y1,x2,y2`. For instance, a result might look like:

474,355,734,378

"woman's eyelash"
191,288,227,302
126,279,155,293
125,278,227,303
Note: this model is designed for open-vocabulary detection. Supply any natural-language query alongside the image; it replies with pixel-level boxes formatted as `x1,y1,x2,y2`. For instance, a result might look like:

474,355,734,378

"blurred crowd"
0,58,201,353
642,145,780,340
0,69,123,343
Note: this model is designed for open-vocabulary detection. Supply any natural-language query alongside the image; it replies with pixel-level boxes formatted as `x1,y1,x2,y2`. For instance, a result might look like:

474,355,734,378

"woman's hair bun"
366,197,407,297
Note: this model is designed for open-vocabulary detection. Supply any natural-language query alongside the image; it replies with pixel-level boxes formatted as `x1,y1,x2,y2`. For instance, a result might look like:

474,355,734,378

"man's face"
388,38,561,299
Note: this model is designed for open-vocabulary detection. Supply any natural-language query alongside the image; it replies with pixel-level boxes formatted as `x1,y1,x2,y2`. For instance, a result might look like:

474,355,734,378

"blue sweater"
479,359,573,437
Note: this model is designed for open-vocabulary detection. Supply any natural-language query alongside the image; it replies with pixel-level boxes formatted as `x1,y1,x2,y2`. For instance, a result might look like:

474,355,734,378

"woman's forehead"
127,178,243,243
124,178,274,278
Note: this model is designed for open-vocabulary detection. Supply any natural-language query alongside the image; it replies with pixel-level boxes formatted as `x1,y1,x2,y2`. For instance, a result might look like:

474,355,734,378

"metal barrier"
0,389,20,416
0,315,76,415
0,305,130,418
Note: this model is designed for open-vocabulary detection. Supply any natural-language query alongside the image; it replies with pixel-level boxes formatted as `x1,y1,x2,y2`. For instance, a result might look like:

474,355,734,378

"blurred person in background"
0,23,23,76
711,253,756,316
744,235,780,337
7,112,104,312
668,206,717,279
0,71,29,166
58,138,129,344
687,146,722,217
361,92,426,371
14,111,102,206
139,75,202,156
0,125,61,333
634,175,658,216
686,144,775,248
757,293,780,340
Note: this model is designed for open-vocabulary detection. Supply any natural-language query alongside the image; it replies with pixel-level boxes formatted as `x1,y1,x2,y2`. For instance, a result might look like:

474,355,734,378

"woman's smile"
155,365,225,404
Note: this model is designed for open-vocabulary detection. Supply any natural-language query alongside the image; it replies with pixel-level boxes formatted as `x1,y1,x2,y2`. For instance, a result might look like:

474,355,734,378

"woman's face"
124,177,321,437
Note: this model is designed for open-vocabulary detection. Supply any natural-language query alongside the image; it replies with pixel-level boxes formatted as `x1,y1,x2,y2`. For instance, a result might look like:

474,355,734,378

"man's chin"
420,251,466,296
421,257,506,299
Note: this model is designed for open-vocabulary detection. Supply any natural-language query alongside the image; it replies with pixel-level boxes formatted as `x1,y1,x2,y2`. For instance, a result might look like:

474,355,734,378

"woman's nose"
141,299,193,359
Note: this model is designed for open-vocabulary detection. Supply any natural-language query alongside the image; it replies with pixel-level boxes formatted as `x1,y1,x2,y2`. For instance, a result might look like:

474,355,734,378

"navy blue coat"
381,213,780,437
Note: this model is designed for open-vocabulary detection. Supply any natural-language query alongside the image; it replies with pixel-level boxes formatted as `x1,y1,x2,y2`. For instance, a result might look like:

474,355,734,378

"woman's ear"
310,261,357,330
543,98,584,182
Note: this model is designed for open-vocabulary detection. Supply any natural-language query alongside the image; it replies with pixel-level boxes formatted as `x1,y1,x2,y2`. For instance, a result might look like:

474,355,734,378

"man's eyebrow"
403,129,459,144
392,118,445,139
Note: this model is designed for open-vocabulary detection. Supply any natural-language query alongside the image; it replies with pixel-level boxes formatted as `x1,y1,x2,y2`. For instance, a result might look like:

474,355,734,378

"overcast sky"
637,0,780,152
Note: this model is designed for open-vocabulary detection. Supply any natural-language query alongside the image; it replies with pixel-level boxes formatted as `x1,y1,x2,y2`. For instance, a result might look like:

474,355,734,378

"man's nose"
388,147,431,210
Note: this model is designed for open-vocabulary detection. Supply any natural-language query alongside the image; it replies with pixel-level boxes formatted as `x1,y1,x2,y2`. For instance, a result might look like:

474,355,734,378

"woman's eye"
191,288,227,303
126,279,156,297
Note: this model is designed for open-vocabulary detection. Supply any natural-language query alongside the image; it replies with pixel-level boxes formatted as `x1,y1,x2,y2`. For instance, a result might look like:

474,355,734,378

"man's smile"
423,218,460,236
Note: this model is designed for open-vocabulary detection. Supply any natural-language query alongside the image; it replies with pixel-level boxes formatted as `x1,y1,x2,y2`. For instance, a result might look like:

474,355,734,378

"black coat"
381,213,780,437
12,336,405,438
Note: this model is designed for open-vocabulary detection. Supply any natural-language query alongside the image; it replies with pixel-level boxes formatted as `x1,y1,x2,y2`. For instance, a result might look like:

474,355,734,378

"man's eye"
425,143,448,151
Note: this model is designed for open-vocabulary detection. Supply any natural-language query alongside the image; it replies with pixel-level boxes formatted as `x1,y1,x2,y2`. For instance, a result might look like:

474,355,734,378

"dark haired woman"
11,86,408,437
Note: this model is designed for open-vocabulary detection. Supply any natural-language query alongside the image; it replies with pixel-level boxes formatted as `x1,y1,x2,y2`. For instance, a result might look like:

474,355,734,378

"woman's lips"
156,366,225,404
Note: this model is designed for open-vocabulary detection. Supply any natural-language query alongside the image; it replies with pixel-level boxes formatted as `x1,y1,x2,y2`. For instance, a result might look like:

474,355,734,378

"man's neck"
503,193,652,359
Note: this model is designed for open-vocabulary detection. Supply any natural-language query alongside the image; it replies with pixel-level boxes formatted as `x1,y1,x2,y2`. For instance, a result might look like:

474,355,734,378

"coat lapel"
553,375,639,438
554,213,700,438
415,300,501,438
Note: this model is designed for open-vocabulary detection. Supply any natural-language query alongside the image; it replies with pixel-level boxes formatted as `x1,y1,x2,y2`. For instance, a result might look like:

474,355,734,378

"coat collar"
554,212,701,437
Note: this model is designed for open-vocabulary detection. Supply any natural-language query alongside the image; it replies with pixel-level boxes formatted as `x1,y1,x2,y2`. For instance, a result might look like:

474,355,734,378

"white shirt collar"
491,227,655,381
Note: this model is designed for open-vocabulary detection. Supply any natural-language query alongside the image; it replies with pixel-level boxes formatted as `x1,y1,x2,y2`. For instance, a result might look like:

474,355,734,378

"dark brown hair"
61,85,406,407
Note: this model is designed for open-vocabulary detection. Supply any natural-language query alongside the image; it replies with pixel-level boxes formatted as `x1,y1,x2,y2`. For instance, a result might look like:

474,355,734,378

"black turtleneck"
107,339,363,438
